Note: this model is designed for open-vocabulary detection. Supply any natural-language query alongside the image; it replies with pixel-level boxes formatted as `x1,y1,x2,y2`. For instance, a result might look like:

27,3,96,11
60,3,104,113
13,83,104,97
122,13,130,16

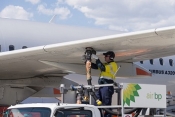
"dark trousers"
96,86,114,117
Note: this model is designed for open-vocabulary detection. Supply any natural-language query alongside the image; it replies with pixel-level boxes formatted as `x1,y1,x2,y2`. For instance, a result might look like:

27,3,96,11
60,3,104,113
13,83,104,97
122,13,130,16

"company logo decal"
149,69,175,75
123,84,141,106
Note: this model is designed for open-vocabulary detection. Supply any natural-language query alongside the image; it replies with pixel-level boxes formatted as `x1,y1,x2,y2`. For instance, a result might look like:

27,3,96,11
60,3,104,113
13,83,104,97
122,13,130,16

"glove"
91,54,98,60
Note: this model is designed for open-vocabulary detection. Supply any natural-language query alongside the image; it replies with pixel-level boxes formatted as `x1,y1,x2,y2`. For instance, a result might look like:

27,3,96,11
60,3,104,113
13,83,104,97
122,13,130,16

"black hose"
133,108,142,117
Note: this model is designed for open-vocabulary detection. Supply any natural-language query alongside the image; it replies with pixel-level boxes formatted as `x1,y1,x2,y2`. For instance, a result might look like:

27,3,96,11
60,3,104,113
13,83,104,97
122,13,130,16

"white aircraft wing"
43,26,175,62
0,26,175,80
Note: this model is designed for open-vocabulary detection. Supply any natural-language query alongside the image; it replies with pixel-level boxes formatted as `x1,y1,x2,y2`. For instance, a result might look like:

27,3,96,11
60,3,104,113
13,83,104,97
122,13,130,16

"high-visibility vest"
99,62,118,80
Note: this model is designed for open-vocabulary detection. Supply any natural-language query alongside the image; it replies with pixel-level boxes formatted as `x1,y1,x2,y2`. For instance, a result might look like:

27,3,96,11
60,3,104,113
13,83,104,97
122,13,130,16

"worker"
91,51,118,117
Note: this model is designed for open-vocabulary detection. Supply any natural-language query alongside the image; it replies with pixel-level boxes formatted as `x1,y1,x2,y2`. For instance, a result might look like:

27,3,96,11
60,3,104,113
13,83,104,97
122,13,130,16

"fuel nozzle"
85,47,96,61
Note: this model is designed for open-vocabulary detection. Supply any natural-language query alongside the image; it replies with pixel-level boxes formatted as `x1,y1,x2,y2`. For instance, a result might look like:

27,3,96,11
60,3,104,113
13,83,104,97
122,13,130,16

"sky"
1,0,175,32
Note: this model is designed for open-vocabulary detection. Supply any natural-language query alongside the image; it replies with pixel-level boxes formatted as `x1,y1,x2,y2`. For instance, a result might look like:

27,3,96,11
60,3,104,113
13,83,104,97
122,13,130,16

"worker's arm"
91,63,98,69
91,58,106,72
96,59,105,71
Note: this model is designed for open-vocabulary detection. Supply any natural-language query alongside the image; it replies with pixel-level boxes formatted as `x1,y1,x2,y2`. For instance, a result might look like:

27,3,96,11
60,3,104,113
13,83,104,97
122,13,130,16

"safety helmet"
103,51,115,60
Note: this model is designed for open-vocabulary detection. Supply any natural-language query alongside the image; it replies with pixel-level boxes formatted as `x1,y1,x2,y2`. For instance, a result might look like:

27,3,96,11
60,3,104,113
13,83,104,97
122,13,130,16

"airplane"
0,17,175,107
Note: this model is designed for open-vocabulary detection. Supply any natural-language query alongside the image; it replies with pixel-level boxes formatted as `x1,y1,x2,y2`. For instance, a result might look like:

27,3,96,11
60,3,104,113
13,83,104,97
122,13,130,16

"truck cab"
3,103,101,117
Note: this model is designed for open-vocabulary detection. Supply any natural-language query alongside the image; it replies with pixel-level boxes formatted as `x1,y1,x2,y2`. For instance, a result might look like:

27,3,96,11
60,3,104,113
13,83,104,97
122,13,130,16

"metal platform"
59,83,167,117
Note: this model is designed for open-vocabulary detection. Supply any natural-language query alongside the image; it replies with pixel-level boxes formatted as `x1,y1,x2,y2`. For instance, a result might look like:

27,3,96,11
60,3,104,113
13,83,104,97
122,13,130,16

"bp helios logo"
123,84,141,106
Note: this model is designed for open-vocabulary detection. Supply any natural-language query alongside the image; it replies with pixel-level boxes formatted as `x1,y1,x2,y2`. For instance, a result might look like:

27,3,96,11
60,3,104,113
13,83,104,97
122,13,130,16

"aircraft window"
150,59,153,65
22,46,27,49
9,45,14,51
140,61,143,64
159,58,163,66
169,59,173,66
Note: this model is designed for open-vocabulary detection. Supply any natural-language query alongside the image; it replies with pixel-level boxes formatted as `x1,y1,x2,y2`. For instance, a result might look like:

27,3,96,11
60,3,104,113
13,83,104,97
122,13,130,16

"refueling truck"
3,83,166,117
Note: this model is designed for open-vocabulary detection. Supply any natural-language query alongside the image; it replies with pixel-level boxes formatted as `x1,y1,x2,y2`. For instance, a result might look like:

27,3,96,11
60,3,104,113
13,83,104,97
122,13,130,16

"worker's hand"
91,54,98,60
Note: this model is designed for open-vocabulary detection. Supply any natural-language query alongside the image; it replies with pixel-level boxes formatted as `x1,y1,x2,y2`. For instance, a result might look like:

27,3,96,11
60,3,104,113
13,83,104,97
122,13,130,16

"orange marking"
53,88,61,94
136,68,152,76
115,49,149,57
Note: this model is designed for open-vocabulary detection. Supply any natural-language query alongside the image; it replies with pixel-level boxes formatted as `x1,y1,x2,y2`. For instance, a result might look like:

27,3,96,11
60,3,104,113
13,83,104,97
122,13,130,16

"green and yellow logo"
123,84,141,106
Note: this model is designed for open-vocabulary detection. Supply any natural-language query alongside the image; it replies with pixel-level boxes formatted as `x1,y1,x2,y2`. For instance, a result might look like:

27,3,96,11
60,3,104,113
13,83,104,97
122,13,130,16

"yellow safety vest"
99,62,118,80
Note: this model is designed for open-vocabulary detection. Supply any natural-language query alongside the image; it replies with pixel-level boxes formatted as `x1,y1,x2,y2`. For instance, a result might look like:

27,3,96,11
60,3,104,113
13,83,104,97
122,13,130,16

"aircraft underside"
0,77,78,106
